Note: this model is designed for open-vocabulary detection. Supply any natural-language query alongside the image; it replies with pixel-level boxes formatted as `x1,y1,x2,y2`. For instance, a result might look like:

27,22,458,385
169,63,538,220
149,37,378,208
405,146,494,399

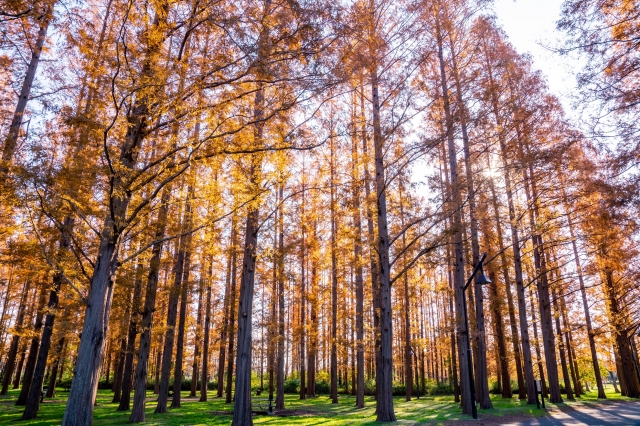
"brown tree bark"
217,237,232,398
191,273,205,397
0,5,52,184
46,337,65,398
129,187,173,423
156,200,192,413
172,185,195,408
370,54,396,423
63,6,169,423
276,183,286,409
329,134,339,405
436,13,471,413
351,106,365,408
16,286,47,405
551,286,574,400
487,170,525,399
117,259,144,411
564,192,605,398
200,261,212,402
22,232,68,418
225,223,239,404
1,279,30,395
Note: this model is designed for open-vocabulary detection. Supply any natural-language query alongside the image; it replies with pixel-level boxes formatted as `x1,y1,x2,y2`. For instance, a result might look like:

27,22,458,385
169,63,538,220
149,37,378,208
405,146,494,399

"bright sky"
492,0,576,113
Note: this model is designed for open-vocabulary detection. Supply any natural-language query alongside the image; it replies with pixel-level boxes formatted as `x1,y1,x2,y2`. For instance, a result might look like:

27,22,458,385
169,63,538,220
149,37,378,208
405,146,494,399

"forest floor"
0,384,635,425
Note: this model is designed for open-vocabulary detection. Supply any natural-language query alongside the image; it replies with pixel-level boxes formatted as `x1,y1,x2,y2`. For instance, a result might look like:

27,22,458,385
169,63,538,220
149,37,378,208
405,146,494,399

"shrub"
284,378,300,394
428,381,454,396
315,379,330,394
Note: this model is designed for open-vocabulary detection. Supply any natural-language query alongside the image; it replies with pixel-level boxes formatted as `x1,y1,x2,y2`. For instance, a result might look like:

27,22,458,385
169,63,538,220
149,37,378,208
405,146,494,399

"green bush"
315,379,330,394
428,381,454,396
392,383,406,396
284,378,300,394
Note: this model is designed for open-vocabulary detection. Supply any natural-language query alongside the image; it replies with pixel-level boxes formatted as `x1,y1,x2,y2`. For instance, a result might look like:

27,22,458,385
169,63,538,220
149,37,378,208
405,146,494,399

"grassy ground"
0,384,632,425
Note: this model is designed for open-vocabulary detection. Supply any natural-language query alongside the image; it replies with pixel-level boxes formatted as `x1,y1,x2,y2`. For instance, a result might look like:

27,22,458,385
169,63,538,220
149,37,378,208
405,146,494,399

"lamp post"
462,252,491,420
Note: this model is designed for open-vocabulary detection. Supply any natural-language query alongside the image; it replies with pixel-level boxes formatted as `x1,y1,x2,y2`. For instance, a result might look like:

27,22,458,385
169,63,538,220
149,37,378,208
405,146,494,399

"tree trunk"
0,6,51,183
551,286,574,400
603,268,640,397
22,255,65,418
329,135,339,405
129,186,173,423
1,279,30,395
217,237,232,398
351,113,365,408
63,7,169,424
521,158,562,403
231,81,265,426
370,61,396,422
117,258,144,411
191,273,205,398
172,186,195,408
307,220,318,398
46,338,65,398
276,183,286,410
529,287,548,398
16,287,47,405
299,177,307,401
488,171,525,399
111,338,126,402
200,261,212,402
157,210,191,413
225,223,238,404
564,192,605,398
436,18,470,414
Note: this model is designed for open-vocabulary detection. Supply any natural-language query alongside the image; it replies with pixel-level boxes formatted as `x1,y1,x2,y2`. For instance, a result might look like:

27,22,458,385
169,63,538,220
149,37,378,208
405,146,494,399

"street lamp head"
475,266,492,285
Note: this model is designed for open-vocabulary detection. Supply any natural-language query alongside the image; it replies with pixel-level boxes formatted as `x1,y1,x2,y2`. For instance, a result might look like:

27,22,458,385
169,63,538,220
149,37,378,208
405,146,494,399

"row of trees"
0,0,639,424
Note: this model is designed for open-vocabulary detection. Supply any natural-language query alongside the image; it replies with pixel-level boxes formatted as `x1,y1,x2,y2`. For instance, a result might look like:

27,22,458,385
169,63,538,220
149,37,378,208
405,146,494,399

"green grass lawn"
0,384,632,425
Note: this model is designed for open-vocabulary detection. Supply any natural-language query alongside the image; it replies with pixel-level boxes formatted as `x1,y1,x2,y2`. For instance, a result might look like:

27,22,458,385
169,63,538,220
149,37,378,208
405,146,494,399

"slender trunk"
0,6,52,183
436,15,470,413
299,177,307,401
231,83,265,426
46,337,65,398
276,183,286,409
1,280,30,395
529,287,548,398
112,338,126,402
225,223,238,404
16,286,47,405
329,135,339,405
448,33,491,411
129,187,173,423
200,261,212,402
117,259,144,411
351,110,365,408
191,273,205,397
564,193,605,398
371,61,396,423
488,169,525,398
521,161,562,403
551,286,574,400
217,239,232,398
22,226,69,418
172,186,195,408
306,220,318,397
603,268,640,397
